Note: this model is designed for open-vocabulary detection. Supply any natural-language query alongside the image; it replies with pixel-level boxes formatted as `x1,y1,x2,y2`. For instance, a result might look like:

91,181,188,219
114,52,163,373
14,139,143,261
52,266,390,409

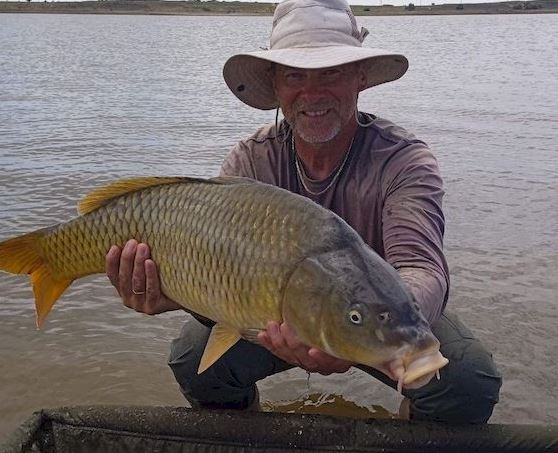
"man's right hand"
105,239,183,315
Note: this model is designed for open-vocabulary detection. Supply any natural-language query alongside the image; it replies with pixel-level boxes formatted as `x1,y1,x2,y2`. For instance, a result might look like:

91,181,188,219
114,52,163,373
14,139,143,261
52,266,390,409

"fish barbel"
0,176,448,384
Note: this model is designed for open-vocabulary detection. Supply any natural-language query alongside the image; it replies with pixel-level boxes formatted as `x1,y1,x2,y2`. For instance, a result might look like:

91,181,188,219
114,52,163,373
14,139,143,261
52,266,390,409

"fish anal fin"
198,324,241,374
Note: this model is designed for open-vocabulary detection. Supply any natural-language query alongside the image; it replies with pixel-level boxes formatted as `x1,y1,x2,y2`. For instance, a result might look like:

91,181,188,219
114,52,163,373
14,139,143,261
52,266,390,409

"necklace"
292,135,354,196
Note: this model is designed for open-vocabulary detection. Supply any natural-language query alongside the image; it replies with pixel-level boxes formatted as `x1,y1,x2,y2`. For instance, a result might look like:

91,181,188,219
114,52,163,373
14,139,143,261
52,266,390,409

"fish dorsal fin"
78,176,197,215
198,323,241,374
78,176,255,215
209,176,258,185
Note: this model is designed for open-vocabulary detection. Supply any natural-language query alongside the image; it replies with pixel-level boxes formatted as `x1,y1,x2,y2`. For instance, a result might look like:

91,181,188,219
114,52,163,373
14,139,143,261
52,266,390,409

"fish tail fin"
0,231,72,328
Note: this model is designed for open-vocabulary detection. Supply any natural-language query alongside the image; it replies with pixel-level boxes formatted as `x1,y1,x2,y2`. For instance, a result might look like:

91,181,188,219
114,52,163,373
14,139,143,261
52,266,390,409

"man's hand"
257,321,353,375
105,239,183,315
256,321,429,389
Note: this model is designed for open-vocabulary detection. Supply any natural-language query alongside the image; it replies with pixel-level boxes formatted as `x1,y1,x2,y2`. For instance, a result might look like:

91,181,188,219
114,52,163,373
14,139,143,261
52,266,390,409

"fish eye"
348,309,363,325
377,312,390,323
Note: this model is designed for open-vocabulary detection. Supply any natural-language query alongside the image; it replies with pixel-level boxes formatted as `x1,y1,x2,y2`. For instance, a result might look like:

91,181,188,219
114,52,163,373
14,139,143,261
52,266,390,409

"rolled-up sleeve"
381,144,449,324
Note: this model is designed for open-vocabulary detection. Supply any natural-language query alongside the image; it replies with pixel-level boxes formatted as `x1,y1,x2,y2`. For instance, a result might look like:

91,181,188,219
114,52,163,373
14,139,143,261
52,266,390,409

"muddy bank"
1,0,557,16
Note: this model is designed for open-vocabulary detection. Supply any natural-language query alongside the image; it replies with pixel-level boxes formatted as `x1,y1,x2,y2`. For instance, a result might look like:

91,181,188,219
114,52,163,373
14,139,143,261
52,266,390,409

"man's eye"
322,69,341,78
285,72,305,81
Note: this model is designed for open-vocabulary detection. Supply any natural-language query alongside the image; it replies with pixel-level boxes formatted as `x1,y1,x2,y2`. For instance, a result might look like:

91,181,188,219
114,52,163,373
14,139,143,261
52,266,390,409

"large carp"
0,176,448,386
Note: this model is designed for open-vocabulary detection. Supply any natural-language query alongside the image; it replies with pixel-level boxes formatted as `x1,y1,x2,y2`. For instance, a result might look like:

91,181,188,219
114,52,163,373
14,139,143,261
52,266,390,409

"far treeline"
1,0,558,15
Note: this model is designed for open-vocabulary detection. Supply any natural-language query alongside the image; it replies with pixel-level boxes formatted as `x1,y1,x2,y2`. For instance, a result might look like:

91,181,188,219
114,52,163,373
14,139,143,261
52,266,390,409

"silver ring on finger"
132,288,146,295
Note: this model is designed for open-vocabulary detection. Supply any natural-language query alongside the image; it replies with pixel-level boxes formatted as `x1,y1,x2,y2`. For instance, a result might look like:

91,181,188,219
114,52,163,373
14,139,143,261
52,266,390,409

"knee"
167,319,257,409
409,340,502,424
167,319,210,394
447,343,502,423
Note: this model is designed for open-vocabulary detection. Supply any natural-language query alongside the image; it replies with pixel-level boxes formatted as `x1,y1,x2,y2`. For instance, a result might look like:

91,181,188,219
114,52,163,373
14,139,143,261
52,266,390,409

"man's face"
273,62,366,144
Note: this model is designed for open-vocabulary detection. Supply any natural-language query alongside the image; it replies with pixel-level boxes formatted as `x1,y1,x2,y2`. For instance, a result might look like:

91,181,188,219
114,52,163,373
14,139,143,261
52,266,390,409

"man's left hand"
257,321,353,375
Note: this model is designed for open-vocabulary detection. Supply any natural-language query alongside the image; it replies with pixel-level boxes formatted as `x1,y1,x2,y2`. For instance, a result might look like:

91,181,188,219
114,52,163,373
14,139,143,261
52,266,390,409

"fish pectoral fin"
240,328,264,344
197,324,242,374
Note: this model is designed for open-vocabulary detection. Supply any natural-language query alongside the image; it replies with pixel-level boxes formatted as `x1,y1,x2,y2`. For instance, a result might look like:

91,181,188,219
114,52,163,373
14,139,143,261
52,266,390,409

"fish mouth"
399,350,449,391
371,344,449,393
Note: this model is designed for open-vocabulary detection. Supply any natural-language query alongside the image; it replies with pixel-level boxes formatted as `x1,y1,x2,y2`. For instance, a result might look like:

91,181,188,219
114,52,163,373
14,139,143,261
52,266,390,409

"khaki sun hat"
223,0,409,111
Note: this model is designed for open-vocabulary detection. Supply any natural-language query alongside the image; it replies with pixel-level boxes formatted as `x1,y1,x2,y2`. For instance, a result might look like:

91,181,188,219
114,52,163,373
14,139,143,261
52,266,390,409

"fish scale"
128,182,305,326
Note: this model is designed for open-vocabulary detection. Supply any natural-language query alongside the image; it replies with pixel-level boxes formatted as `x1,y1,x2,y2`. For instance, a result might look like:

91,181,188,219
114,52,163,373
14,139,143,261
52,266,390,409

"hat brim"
223,46,408,110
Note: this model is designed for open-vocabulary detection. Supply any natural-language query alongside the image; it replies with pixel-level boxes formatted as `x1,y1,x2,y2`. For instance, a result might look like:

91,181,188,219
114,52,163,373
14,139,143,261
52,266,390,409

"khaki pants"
168,311,502,423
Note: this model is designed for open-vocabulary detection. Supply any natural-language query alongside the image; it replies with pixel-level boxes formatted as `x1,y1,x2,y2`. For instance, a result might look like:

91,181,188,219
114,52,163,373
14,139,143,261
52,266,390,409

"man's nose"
298,73,326,97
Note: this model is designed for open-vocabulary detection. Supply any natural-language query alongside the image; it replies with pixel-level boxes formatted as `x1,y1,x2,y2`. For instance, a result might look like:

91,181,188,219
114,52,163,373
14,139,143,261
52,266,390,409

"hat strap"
355,109,375,127
358,27,369,43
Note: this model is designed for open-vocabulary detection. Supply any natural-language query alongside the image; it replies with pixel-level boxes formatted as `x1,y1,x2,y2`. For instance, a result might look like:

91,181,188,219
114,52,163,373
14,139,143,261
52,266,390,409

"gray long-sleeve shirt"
220,114,449,324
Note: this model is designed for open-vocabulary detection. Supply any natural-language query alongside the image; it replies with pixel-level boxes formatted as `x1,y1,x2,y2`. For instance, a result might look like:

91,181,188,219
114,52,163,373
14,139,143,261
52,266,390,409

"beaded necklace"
292,134,354,196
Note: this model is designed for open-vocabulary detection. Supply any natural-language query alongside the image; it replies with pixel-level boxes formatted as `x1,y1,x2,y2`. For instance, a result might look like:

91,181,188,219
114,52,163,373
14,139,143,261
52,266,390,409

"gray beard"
295,124,342,144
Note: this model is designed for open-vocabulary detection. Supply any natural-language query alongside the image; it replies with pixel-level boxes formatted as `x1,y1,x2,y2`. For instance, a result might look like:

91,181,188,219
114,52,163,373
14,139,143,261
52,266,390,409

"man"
106,0,502,423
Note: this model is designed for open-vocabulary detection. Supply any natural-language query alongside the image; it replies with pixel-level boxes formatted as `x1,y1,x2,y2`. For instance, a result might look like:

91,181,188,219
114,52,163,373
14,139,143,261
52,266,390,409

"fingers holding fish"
120,240,152,310
105,240,182,315
259,321,351,375
105,240,142,301
119,241,162,313
306,348,352,376
107,239,147,309
279,321,320,371
258,321,307,368
142,258,176,315
132,242,150,296
106,244,121,294
116,239,138,302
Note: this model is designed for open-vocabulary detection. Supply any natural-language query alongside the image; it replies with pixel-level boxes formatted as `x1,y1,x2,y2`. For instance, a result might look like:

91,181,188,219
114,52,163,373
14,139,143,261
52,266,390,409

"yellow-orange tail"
0,231,72,328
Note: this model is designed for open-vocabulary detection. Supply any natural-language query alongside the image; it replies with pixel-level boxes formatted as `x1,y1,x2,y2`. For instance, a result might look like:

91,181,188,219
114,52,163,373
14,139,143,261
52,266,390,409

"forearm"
381,144,449,324
383,206,449,324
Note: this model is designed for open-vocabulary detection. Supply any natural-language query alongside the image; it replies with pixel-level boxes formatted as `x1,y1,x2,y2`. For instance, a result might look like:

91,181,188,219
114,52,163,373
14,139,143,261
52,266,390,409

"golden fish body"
0,176,448,381
33,177,315,326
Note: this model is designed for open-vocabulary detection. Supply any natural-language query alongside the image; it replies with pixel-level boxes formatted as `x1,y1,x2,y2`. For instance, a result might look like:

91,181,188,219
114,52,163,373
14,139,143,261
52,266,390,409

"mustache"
294,101,337,113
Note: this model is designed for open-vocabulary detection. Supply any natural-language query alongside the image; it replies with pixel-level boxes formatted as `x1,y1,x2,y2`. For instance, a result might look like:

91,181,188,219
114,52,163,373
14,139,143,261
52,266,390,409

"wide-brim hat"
223,0,409,111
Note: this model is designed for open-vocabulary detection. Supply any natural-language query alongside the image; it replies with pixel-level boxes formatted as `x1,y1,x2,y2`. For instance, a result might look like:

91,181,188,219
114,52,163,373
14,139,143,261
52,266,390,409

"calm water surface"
0,13,557,436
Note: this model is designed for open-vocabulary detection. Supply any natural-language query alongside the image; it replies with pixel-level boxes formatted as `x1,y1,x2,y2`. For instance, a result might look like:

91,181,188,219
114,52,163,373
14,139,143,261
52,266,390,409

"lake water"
0,12,557,436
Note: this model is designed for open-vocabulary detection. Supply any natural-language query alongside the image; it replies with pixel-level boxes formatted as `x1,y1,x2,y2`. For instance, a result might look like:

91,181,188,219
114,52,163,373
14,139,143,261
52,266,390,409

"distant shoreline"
1,0,557,16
